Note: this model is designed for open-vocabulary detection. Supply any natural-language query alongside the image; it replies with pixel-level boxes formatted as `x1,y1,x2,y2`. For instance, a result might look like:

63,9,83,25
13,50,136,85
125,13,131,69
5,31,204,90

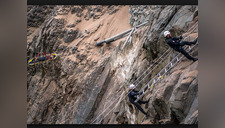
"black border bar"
28,124,198,128
27,0,198,5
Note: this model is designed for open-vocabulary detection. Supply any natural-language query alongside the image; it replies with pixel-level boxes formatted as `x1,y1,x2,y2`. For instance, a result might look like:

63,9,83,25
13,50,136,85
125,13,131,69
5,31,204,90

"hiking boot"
193,37,198,44
145,113,150,118
192,58,198,62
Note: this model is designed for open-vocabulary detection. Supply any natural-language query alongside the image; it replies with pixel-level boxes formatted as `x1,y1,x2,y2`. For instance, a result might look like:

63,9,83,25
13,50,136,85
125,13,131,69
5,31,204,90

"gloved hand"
179,35,183,39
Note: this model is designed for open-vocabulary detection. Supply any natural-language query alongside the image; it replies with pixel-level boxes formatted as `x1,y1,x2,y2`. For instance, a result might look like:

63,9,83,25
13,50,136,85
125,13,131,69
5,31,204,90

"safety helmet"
129,84,135,89
164,31,171,37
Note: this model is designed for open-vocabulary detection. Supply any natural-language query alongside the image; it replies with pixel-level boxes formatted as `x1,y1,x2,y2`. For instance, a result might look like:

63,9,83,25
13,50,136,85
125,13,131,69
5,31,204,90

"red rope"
34,53,40,65
42,52,49,60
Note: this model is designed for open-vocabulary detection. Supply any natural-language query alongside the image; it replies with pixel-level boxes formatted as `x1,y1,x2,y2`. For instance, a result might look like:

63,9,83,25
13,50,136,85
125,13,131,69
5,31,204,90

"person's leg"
134,102,147,115
138,100,149,104
180,41,195,46
130,100,147,115
179,48,197,61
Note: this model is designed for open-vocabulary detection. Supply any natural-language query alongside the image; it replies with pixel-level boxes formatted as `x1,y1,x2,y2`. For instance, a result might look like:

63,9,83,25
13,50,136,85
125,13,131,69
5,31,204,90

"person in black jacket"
164,31,198,62
128,84,150,116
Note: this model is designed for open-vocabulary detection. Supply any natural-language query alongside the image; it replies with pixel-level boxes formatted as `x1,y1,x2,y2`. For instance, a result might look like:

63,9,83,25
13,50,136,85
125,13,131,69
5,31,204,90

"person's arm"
172,36,180,40
173,35,183,40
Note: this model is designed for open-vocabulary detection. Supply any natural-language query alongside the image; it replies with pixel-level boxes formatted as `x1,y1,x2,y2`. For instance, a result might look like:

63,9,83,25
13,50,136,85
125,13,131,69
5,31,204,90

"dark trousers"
175,41,196,61
130,99,148,115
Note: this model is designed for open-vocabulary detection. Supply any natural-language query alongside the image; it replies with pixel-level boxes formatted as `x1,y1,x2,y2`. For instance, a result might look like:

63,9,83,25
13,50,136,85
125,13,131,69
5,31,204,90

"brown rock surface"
27,5,198,124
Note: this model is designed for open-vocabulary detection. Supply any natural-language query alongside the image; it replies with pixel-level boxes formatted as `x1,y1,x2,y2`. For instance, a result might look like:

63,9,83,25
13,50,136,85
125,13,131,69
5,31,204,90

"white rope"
133,48,172,85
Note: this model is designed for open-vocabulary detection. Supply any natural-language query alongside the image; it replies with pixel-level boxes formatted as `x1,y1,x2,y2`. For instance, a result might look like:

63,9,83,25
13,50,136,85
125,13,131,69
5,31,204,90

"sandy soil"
58,6,132,65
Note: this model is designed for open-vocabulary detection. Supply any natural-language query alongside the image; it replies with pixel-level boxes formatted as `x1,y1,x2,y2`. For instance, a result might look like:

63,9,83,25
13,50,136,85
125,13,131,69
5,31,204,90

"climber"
164,31,198,62
128,84,150,116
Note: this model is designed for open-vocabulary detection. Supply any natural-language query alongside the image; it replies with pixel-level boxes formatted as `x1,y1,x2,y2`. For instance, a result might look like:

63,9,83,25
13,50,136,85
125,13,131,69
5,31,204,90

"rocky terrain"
27,5,198,124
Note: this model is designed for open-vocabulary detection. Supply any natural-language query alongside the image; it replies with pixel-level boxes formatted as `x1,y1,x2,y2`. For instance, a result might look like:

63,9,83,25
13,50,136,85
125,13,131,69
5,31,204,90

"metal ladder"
135,38,198,103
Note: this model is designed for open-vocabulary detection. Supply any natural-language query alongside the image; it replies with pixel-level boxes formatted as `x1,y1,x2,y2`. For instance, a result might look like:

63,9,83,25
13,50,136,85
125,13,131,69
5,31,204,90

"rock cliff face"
27,5,198,124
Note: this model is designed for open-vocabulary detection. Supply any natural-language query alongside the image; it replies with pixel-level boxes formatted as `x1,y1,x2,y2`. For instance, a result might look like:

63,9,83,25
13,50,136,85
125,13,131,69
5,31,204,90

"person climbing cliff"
164,31,198,62
128,84,150,116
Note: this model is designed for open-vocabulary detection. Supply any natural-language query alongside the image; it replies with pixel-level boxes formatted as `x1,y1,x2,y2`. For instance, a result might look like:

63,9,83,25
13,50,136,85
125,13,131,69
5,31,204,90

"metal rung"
153,79,156,83
164,68,166,73
150,84,154,88
170,62,173,67
176,57,179,61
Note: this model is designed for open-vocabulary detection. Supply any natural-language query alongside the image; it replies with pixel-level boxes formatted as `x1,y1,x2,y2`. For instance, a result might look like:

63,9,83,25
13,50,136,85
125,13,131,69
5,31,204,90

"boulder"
71,7,82,14
63,29,78,43
76,19,82,23
66,24,75,28
93,15,100,19
90,11,94,17
72,47,78,54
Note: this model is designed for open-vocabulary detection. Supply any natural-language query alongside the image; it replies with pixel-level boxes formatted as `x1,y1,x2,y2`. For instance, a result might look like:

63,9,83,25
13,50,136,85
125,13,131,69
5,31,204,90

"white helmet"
164,31,170,37
129,84,135,89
